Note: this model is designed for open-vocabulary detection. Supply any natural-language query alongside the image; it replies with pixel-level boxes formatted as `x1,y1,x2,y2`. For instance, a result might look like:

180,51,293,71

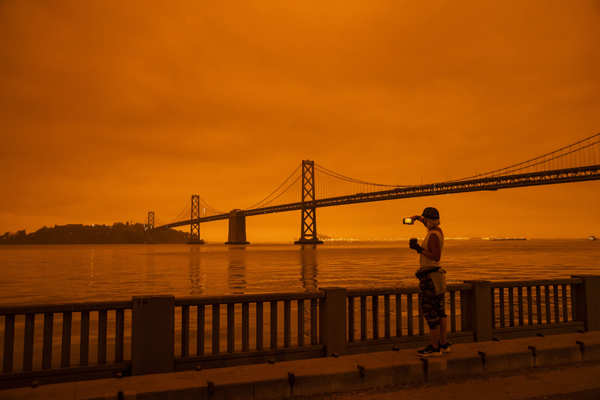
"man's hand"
409,238,423,254
411,215,425,225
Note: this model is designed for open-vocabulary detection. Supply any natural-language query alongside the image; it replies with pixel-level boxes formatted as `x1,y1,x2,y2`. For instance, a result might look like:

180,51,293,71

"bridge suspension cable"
451,132,600,182
173,204,190,221
197,196,225,216
159,196,224,227
315,163,410,188
258,174,301,207
314,133,600,196
156,204,189,226
245,164,301,210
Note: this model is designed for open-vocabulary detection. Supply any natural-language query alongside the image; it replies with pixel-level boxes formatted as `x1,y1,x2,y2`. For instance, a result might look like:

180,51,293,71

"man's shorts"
418,273,447,329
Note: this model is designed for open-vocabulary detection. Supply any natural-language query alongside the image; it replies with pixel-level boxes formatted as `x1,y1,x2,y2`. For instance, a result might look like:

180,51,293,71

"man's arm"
411,215,425,225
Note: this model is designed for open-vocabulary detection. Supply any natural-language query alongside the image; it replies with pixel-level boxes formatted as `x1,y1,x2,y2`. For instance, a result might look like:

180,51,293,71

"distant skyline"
1,1,599,240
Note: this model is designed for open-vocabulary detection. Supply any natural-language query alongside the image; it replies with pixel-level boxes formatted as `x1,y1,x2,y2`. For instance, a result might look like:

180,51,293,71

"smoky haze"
1,0,599,241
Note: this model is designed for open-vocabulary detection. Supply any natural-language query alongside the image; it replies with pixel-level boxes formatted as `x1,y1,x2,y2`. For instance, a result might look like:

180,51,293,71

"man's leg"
430,325,440,347
425,295,442,347
440,316,447,344
419,278,442,353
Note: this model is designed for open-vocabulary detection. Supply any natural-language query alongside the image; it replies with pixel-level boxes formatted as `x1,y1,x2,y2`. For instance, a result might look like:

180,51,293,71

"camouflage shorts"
418,275,447,329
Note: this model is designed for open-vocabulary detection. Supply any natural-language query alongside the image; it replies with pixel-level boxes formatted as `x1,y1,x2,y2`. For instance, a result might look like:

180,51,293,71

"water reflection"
227,246,247,294
144,245,158,292
299,245,318,291
88,248,96,287
189,246,205,295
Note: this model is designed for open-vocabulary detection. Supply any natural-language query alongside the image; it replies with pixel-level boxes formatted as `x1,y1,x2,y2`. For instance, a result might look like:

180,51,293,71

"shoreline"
0,237,597,246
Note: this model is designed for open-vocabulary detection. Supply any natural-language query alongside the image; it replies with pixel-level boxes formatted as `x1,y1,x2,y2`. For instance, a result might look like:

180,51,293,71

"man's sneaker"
417,345,442,357
439,342,452,353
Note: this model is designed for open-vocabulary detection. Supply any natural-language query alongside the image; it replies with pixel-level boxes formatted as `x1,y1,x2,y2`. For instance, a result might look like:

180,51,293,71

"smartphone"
402,217,414,225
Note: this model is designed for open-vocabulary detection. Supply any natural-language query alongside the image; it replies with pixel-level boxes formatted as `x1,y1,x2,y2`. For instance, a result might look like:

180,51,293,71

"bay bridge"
148,133,600,244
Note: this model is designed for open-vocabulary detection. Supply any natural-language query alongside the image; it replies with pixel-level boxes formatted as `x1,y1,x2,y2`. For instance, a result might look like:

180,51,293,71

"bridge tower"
295,160,323,245
147,211,155,231
188,194,205,244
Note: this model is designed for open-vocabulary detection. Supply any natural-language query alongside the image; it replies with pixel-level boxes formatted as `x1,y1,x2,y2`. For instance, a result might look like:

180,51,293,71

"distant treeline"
0,222,187,244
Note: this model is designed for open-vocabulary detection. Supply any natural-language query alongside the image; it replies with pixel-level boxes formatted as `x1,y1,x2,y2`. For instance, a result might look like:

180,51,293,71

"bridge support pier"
188,194,205,244
295,160,323,245
225,209,249,245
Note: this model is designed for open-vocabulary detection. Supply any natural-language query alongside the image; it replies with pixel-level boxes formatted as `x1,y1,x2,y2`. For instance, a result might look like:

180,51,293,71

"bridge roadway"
156,164,600,230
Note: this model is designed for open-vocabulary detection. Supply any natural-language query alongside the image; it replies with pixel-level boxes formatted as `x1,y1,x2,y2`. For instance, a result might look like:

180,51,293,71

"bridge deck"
156,164,600,229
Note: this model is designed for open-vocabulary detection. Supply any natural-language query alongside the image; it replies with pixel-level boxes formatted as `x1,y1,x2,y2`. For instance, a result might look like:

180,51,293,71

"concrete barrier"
445,354,484,379
527,335,582,367
3,332,600,400
576,334,600,362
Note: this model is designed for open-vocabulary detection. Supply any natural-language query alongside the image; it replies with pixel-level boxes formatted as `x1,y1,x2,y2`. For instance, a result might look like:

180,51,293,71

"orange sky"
1,0,599,241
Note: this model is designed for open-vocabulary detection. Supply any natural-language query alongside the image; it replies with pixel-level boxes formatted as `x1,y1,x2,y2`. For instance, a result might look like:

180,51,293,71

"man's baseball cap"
422,207,440,219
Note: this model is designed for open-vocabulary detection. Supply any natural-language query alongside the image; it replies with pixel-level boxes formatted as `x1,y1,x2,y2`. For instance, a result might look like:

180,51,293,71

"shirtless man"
408,207,450,356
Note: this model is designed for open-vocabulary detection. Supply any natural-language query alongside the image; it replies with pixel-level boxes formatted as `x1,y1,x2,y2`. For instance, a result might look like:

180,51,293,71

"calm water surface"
1,240,599,305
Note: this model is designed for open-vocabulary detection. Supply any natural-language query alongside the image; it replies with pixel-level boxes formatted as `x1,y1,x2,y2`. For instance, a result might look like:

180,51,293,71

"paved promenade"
333,364,600,399
2,331,600,400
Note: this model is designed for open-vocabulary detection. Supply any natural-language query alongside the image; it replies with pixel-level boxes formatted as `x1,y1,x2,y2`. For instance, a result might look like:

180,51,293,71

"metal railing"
491,278,584,337
346,284,471,345
1,275,598,389
0,301,132,388
173,292,324,370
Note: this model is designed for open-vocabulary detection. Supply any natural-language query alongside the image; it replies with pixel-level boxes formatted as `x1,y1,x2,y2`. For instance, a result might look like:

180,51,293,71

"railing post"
462,281,493,342
319,288,347,356
132,295,175,375
572,275,600,331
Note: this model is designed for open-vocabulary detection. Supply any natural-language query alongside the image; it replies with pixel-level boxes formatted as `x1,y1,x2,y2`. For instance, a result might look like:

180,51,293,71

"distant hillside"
0,222,187,244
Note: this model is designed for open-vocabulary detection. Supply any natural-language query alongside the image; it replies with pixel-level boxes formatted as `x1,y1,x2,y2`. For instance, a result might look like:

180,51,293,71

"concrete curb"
5,332,600,400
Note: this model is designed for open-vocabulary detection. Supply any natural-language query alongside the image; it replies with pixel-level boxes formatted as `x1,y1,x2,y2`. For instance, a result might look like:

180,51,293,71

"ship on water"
589,236,597,241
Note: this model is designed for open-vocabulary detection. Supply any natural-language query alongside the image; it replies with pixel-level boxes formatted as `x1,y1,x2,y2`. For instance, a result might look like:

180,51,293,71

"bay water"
1,240,599,369
1,240,598,306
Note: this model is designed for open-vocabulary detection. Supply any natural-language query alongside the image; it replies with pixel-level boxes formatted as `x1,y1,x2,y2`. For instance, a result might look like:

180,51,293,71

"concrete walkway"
331,364,600,399
1,331,600,400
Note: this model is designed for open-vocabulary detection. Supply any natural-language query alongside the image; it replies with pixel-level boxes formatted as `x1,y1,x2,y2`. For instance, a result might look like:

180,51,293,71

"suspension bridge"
148,133,600,244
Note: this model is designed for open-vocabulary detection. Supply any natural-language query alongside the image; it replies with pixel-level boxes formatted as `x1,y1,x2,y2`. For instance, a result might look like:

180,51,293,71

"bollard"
132,295,175,375
462,281,493,342
572,275,600,331
319,288,347,356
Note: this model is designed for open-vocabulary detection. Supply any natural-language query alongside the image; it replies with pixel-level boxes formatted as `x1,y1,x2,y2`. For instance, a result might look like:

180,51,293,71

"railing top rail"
346,283,470,297
0,278,584,314
347,287,419,296
175,291,324,306
490,278,583,288
0,300,132,315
